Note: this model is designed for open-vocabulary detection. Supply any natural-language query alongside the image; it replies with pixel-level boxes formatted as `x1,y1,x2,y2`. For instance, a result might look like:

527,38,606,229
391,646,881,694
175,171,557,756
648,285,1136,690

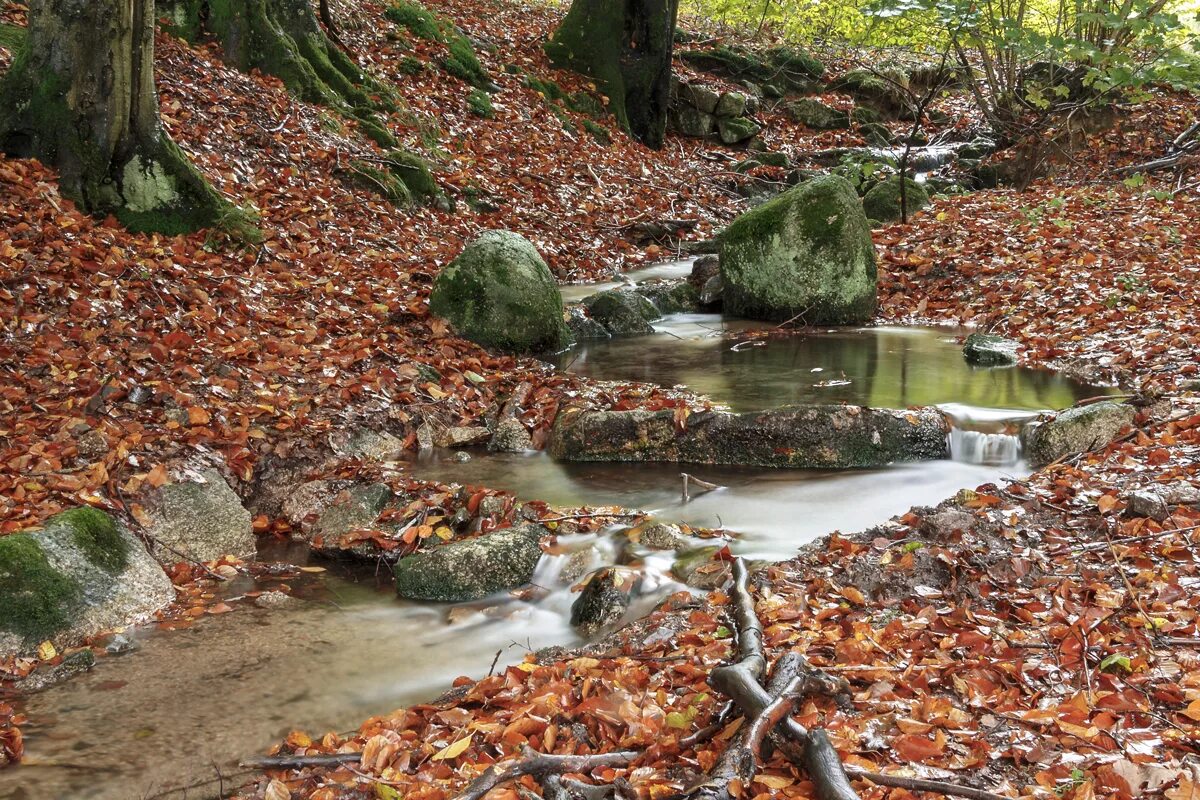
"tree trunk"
0,0,237,233
545,0,680,150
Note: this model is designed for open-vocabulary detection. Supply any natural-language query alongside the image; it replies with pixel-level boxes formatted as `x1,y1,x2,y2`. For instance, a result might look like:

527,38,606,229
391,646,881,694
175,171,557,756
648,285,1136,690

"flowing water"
0,260,1111,800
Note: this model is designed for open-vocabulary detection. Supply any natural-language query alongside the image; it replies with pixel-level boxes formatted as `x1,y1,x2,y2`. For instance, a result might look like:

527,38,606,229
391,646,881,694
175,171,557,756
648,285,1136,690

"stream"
0,260,1110,800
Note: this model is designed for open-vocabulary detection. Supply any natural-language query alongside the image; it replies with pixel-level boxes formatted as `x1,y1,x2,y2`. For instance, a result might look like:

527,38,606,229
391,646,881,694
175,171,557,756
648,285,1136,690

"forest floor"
2,0,1200,797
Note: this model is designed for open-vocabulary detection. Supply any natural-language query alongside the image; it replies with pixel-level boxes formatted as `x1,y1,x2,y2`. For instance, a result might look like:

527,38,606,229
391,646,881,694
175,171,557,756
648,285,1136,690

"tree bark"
0,0,238,233
546,0,680,150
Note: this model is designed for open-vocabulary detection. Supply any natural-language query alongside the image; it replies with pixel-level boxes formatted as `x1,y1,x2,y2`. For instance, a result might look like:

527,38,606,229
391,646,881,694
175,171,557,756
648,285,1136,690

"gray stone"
570,567,640,638
672,546,729,589
281,480,340,529
75,429,109,461
15,649,96,692
331,427,407,461
714,91,747,118
311,483,393,543
393,523,546,602
681,83,720,114
583,289,660,336
550,405,949,468
0,507,173,657
634,279,701,314
962,333,1020,366
787,98,850,130
720,174,877,324
861,176,931,224
1126,488,1170,522
489,416,533,452
435,426,491,447
429,230,570,354
688,255,720,289
717,116,761,145
142,466,254,562
636,522,685,550
700,274,723,307
1023,402,1136,467
671,106,716,137
565,305,610,341
254,590,301,609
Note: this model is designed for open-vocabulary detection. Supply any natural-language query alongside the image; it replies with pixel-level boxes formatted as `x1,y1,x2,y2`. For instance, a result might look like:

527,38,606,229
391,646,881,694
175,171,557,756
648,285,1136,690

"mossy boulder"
671,106,716,137
1023,402,1135,468
635,280,701,314
831,69,909,117
141,466,255,563
566,306,611,341
393,523,546,602
962,333,1019,366
309,483,394,544
719,174,877,324
787,98,849,130
429,231,570,354
583,288,660,335
0,508,172,655
861,176,930,224
714,91,747,118
717,116,761,145
549,405,949,468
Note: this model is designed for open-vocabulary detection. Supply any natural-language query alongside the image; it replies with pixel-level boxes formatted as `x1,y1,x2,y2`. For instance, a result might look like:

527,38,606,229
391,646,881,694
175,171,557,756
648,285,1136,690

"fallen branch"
453,746,639,800
843,767,1013,800
242,752,361,769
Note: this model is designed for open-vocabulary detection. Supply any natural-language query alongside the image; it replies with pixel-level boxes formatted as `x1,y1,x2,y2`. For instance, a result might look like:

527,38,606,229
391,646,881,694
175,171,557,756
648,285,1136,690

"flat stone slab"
549,405,949,468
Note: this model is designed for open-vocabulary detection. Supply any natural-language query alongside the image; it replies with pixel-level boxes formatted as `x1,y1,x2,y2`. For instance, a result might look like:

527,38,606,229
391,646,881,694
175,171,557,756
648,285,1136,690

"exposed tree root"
452,747,639,800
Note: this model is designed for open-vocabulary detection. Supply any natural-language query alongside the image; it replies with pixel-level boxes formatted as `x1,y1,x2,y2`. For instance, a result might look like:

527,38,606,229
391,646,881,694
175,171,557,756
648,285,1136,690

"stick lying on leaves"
250,559,1011,800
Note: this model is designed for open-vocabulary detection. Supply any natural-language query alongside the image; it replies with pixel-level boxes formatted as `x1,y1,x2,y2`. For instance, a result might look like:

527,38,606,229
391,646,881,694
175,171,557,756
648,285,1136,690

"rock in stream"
393,523,546,602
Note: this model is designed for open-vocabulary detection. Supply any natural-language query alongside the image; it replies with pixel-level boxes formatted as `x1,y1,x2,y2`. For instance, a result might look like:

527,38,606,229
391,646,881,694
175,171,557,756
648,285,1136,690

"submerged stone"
549,405,948,468
565,305,610,341
429,231,570,354
0,507,172,656
962,333,1020,366
1023,401,1135,468
720,174,877,324
393,523,546,602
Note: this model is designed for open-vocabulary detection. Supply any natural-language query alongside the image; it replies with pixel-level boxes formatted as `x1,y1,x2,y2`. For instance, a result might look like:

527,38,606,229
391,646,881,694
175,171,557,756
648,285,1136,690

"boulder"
717,116,761,145
1023,401,1135,467
489,416,533,452
787,98,849,130
310,483,393,544
962,333,1019,366
0,507,173,656
859,122,893,147
632,521,686,550
429,230,570,354
671,106,715,137
393,523,545,602
700,274,723,307
831,69,909,116
861,176,930,224
141,466,254,563
565,305,610,340
435,426,492,447
714,91,747,118
635,280,700,314
688,254,720,289
549,405,949,468
570,567,640,637
583,289,660,335
719,174,877,324
681,83,720,114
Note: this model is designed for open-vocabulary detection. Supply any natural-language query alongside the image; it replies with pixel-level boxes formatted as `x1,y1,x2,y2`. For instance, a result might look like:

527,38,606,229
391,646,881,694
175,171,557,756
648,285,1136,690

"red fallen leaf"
893,730,947,761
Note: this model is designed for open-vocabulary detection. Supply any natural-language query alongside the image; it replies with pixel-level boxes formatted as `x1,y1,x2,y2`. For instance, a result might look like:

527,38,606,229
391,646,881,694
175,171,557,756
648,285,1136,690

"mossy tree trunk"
545,0,680,150
161,0,391,136
0,0,237,233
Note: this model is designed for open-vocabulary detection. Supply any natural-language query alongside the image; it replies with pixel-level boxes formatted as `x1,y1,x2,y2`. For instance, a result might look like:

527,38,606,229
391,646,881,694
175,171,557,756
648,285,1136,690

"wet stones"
1022,401,1136,467
962,333,1020,366
582,288,660,335
570,567,640,637
720,175,878,324
393,523,546,602
0,507,173,656
549,405,949,468
140,465,255,562
668,78,761,144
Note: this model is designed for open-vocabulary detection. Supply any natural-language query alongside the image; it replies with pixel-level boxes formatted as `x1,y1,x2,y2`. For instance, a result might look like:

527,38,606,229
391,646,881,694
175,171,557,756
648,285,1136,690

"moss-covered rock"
831,69,909,117
566,306,610,340
714,91,747,118
717,116,761,145
787,98,849,130
861,176,930,224
467,88,494,118
549,405,949,468
393,523,546,602
962,333,1019,366
670,106,715,137
0,508,172,656
719,174,877,324
679,45,822,93
429,231,570,354
635,280,700,314
583,288,660,335
1023,402,1135,468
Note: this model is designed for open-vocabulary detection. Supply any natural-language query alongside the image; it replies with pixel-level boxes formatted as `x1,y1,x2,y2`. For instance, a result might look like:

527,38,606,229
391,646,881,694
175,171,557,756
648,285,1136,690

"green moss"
385,150,439,200
0,534,81,642
0,23,26,50
353,113,398,147
349,160,413,204
582,119,611,145
861,176,930,224
385,1,443,41
680,44,822,91
398,56,426,76
53,507,128,574
525,75,567,103
441,36,489,87
467,88,494,118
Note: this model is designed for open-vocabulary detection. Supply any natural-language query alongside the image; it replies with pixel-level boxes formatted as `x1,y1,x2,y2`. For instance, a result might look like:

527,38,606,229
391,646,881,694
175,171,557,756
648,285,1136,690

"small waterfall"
949,427,1023,466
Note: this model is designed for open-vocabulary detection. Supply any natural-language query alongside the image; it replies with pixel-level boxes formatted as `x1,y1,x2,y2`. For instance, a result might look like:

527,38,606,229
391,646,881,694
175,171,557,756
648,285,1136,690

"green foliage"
442,36,489,87
398,56,426,76
386,1,491,88
384,1,442,41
